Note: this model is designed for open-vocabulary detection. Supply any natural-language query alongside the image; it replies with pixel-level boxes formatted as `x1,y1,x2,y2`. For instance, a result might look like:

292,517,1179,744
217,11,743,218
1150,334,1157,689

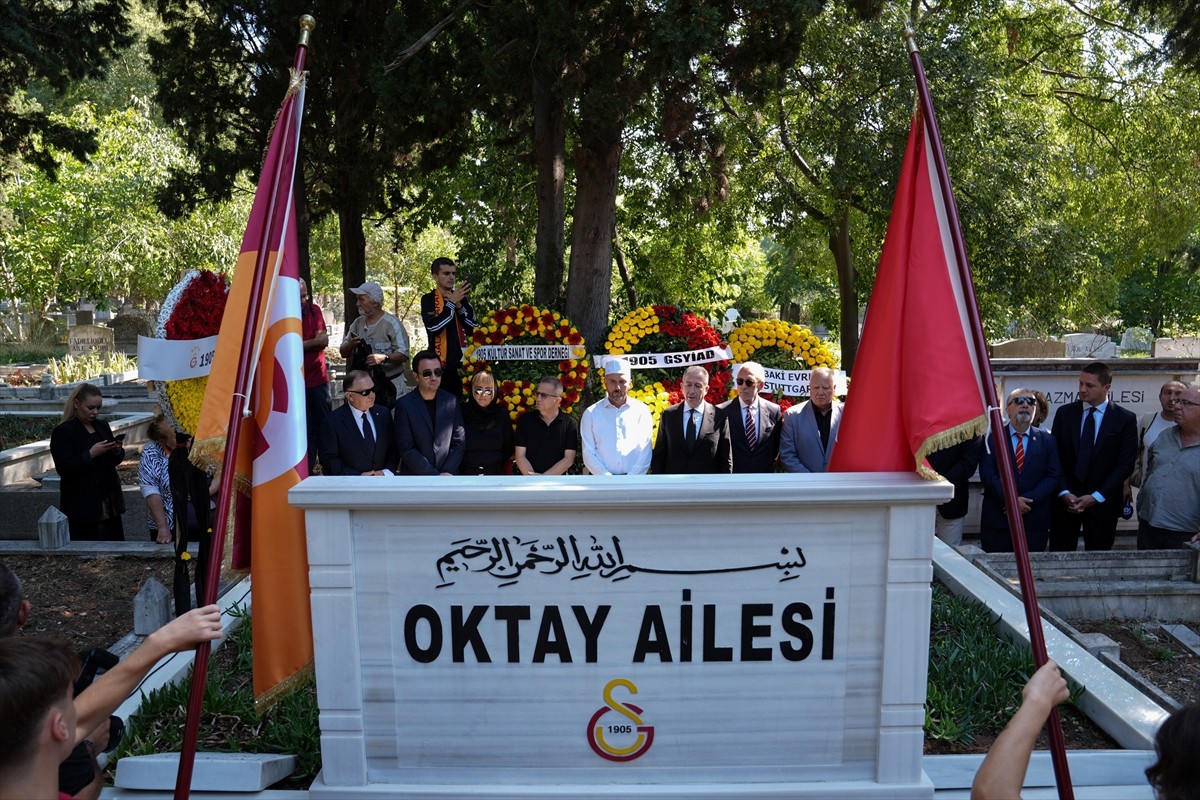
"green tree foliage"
1118,233,1200,336
0,102,248,312
0,0,133,180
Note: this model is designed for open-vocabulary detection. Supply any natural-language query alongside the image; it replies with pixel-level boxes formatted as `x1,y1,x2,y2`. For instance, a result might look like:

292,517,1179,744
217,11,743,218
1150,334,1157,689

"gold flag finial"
298,15,316,47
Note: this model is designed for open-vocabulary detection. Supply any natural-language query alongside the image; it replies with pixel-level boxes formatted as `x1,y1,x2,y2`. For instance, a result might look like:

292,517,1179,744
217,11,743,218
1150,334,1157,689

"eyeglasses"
420,368,444,378
473,387,494,396
346,387,374,397
536,391,562,400
1009,397,1037,407
1173,398,1200,407
735,378,759,387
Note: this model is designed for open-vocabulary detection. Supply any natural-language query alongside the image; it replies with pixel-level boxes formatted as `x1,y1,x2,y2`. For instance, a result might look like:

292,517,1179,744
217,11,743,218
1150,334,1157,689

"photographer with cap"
339,281,411,407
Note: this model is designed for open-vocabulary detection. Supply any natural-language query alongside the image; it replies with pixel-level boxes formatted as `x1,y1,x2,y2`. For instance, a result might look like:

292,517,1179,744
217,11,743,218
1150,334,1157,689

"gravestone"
111,313,152,347
1152,336,1200,358
989,338,1066,358
297,473,950,799
134,578,172,634
1063,332,1116,359
1120,327,1152,353
68,323,115,356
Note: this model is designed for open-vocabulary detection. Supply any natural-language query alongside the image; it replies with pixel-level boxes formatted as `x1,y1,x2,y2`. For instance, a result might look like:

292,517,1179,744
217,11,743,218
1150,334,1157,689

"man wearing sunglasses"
978,389,1063,553
719,361,782,473
318,370,398,476
394,350,466,475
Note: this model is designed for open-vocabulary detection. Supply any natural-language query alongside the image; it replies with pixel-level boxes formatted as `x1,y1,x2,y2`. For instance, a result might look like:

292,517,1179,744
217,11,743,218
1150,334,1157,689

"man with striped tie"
978,388,1063,552
719,361,782,473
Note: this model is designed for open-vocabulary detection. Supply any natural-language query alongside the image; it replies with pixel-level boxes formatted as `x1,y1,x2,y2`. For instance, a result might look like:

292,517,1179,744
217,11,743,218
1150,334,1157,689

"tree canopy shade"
1130,0,1200,68
0,0,133,180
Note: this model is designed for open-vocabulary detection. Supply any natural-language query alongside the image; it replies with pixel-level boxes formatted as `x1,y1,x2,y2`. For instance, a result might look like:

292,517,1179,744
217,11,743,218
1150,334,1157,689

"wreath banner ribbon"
593,345,733,370
731,363,849,397
137,335,219,381
473,344,583,361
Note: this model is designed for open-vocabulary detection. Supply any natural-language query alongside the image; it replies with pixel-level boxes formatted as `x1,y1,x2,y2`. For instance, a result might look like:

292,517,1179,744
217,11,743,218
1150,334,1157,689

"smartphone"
114,433,126,442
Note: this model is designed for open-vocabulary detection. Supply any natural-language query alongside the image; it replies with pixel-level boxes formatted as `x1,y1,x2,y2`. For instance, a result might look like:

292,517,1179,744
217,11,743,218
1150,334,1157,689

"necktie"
686,409,697,448
1014,432,1025,473
1076,407,1096,482
745,405,757,450
361,411,376,452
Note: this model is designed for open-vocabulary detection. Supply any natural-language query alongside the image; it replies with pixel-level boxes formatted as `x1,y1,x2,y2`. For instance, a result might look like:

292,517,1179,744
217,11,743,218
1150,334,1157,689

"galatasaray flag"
192,67,312,708
828,109,987,475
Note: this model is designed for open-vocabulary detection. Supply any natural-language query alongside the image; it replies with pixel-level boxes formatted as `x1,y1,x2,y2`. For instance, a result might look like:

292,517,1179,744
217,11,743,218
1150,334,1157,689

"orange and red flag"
192,67,311,708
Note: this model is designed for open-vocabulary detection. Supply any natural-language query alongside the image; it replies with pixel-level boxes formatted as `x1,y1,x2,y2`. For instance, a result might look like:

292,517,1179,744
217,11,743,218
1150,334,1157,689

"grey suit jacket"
779,400,842,473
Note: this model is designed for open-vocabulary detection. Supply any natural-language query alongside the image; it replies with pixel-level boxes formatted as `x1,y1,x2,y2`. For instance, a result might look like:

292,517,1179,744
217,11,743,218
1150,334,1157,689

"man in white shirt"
581,358,653,475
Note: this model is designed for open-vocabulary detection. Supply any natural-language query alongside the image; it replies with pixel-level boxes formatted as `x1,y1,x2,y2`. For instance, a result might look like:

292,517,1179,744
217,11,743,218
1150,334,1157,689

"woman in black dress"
458,370,514,475
49,383,126,541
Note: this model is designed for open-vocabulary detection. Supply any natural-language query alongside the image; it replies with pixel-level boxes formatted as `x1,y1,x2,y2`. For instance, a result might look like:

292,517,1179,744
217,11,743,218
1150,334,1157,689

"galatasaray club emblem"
587,678,655,762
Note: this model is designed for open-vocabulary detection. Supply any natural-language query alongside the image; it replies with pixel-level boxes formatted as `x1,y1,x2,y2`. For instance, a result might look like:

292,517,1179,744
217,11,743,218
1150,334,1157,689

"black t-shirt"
515,411,579,474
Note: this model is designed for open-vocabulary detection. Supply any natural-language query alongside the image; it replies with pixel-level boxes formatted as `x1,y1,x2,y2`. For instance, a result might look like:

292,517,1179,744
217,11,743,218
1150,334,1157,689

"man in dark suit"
719,361,782,473
318,370,399,476
652,366,732,473
394,349,466,475
1049,361,1137,551
979,388,1063,553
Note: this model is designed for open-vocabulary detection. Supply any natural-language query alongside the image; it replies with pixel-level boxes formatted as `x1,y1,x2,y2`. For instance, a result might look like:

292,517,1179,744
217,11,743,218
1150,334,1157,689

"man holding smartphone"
421,256,478,394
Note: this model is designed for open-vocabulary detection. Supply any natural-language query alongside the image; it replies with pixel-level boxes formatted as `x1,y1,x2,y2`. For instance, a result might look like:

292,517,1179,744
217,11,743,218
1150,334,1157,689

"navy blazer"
718,398,782,473
318,403,399,475
394,389,466,475
779,400,842,473
651,402,732,474
979,425,1063,533
1051,400,1137,513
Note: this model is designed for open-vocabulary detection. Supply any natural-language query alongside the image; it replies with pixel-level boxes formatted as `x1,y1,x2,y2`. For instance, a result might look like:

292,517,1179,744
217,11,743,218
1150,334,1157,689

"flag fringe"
253,659,314,715
915,413,988,480
190,435,252,495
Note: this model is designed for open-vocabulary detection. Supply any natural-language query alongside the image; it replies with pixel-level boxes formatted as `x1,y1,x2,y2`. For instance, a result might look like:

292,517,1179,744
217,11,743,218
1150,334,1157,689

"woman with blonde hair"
49,383,126,541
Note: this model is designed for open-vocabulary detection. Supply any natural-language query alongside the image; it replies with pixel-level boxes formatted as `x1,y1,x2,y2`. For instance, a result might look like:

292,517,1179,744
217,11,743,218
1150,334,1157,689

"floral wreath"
600,304,730,435
726,318,838,413
461,305,587,421
154,270,229,434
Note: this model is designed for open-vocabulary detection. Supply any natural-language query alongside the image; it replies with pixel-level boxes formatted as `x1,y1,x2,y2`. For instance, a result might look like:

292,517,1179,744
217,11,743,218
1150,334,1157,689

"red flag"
192,67,312,708
828,110,987,474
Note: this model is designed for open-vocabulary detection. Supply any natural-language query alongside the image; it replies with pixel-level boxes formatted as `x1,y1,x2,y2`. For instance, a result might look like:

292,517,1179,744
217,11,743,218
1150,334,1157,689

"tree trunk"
565,124,623,345
339,205,367,327
532,71,566,308
829,210,859,375
612,224,637,309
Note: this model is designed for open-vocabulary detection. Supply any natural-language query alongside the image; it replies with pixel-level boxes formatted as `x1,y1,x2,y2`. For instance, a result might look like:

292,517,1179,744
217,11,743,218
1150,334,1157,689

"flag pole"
902,28,1075,800
172,16,315,800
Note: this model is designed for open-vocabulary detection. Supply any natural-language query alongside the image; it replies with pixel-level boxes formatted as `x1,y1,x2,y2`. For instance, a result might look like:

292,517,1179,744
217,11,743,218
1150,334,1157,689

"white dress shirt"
580,396,653,475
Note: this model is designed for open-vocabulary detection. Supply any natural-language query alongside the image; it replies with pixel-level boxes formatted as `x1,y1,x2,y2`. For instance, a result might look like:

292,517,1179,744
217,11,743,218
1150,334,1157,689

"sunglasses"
735,378,759,387
473,387,494,396
1009,397,1036,407
346,388,374,397
420,368,444,378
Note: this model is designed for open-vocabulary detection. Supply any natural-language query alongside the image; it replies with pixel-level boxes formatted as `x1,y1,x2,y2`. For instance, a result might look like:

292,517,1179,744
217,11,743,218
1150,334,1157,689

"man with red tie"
1049,361,1137,551
978,388,1063,552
